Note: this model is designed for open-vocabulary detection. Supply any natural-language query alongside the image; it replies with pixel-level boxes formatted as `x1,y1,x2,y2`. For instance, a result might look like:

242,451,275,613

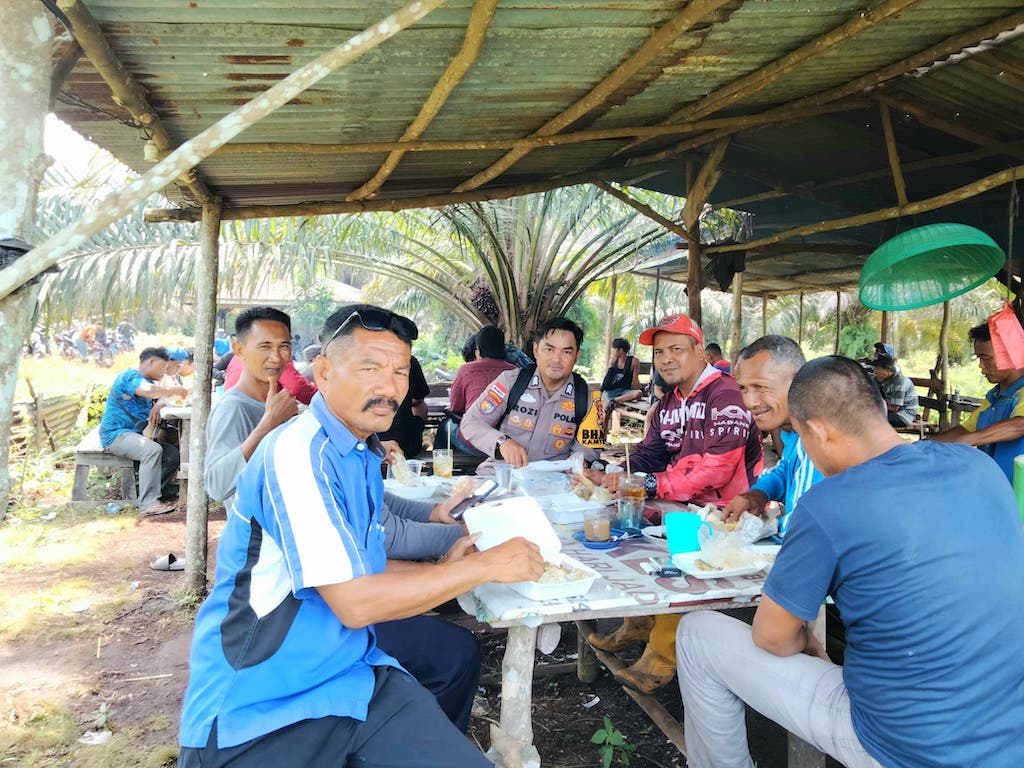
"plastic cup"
432,449,453,479
405,459,424,478
583,506,611,541
494,463,513,493
664,511,712,555
616,475,645,530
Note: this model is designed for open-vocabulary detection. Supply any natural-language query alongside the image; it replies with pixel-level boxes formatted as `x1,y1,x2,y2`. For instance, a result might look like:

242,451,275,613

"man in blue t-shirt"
676,356,1024,768
178,304,544,768
933,320,1024,482
723,335,823,538
99,347,189,516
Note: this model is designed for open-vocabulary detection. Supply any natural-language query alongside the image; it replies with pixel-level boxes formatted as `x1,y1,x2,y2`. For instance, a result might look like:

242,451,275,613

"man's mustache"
362,397,400,413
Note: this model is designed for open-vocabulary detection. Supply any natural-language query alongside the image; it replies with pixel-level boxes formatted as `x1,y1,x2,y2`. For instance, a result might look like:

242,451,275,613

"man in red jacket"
588,313,762,692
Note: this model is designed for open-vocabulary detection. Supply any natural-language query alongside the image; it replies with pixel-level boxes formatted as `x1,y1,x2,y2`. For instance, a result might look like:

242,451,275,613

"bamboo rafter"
621,0,922,156
593,182,688,240
347,0,499,201
450,0,734,193
57,0,213,205
879,103,909,206
0,0,448,302
706,163,1024,254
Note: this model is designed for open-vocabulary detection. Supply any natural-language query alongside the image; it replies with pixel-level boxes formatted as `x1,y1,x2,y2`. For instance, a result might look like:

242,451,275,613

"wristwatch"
494,433,509,459
644,472,658,499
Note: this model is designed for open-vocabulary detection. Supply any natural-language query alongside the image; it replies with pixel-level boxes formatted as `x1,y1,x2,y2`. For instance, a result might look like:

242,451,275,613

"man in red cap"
587,313,762,692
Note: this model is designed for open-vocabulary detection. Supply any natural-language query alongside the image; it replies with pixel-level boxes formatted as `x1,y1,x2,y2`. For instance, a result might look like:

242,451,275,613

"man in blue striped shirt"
724,335,822,535
178,304,543,768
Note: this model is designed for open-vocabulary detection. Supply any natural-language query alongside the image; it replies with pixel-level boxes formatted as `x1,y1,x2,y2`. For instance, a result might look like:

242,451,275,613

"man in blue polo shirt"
178,304,543,767
723,335,823,538
676,356,1024,767
933,320,1024,482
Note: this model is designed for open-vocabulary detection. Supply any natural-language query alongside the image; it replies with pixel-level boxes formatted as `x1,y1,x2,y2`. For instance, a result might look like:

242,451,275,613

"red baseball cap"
639,313,704,346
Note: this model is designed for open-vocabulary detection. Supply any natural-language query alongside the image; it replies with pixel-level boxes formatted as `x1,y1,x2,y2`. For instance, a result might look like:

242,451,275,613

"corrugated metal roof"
51,0,1024,295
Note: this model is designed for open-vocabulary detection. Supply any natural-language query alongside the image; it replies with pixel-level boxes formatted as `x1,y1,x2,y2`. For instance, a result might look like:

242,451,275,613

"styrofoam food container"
463,497,598,600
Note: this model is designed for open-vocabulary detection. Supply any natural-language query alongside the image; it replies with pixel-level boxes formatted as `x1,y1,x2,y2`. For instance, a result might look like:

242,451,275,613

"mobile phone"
449,478,500,521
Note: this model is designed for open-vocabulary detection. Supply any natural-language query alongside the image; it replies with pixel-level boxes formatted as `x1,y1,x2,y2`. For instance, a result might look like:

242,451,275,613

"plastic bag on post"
988,302,1024,370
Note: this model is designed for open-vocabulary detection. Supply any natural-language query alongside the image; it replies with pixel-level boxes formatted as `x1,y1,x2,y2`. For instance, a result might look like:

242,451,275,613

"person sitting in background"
704,342,731,373
600,337,642,431
870,355,918,428
440,327,516,457
76,318,98,360
460,334,477,364
932,321,1024,483
676,355,1024,767
99,347,189,516
298,343,320,382
212,327,231,359
224,338,317,405
723,335,822,538
378,354,430,458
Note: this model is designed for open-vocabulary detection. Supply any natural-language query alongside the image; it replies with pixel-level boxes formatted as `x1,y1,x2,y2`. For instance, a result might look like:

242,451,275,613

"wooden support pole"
798,292,805,346
0,0,447,302
939,300,951,430
706,164,1024,255
729,270,744,362
451,0,734,192
57,0,213,205
762,295,768,337
348,0,499,201
881,310,890,344
185,198,221,598
574,621,599,684
604,274,618,368
834,292,842,354
879,104,909,207
683,140,730,327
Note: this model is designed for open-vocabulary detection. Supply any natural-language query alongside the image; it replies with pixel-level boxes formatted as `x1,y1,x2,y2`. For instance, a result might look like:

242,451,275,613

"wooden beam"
623,0,922,154
706,163,1024,255
973,50,1024,83
683,140,730,326
185,197,221,598
48,39,82,110
57,0,213,205
879,103,909,206
876,95,1024,162
450,0,734,193
0,0,448,302
594,182,688,239
729,269,743,361
347,0,498,201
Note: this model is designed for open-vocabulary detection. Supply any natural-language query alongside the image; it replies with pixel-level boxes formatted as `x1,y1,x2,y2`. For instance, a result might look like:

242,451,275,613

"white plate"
671,551,769,579
642,525,666,539
382,478,437,500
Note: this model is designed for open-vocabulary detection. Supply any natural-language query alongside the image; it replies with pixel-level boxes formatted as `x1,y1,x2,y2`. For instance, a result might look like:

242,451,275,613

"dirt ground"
1,474,800,768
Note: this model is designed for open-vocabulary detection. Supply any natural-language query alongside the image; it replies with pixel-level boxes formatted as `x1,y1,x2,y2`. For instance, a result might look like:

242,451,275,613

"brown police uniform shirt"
459,368,599,471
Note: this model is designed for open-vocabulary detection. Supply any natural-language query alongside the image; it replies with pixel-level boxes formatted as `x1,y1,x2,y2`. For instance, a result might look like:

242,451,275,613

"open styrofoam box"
464,496,598,600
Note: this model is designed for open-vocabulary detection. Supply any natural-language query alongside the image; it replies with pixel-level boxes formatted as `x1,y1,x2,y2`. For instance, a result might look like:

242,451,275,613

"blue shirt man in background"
723,335,823,538
933,320,1024,482
677,355,1024,768
99,346,189,515
178,304,543,768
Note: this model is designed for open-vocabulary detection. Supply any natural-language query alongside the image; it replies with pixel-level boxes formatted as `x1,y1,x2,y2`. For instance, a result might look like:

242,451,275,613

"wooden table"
459,503,825,768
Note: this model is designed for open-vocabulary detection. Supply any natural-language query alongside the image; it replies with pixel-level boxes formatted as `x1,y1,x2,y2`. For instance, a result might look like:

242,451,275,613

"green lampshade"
859,223,1004,310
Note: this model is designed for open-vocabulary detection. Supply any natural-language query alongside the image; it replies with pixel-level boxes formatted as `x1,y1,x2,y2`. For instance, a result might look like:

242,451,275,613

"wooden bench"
893,375,948,438
72,426,137,503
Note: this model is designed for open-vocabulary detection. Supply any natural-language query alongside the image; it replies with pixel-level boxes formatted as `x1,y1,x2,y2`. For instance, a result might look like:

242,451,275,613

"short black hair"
612,338,630,353
235,306,292,339
461,334,478,363
737,335,805,375
139,346,170,363
476,326,506,359
789,355,886,436
704,342,723,356
535,317,584,349
871,355,896,371
968,321,991,343
321,303,418,349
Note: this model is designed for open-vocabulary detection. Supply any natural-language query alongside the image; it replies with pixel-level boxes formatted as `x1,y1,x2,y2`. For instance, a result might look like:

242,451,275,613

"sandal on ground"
140,501,176,516
150,553,186,571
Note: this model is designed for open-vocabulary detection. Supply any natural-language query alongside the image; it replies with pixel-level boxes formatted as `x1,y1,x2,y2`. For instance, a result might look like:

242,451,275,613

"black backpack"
498,364,590,429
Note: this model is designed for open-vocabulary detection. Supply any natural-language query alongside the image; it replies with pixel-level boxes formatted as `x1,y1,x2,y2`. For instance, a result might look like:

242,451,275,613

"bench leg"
72,464,90,501
121,467,138,502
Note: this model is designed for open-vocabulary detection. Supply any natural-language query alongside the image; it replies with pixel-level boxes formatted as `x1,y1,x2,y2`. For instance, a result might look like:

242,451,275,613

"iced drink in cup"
433,448,454,479
494,463,513,493
583,506,611,541
617,474,645,530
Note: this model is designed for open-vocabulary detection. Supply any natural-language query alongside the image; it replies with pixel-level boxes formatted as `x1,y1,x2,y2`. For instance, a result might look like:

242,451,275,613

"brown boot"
613,614,680,693
587,615,654,652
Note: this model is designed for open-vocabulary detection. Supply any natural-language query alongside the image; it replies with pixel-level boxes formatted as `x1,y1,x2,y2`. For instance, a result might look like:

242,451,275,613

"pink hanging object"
988,302,1024,370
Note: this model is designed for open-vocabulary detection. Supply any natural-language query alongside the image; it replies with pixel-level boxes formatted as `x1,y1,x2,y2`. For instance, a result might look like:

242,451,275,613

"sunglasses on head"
324,308,418,350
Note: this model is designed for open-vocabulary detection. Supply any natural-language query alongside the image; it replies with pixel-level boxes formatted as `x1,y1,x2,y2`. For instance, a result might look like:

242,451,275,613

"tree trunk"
0,3,52,521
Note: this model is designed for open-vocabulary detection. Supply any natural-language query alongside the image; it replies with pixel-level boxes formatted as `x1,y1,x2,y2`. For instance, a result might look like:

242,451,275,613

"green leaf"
609,732,623,746
591,731,607,744
602,748,613,768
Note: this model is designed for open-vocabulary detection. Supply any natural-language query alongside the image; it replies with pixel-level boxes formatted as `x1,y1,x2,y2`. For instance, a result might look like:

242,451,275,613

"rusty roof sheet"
51,0,1024,294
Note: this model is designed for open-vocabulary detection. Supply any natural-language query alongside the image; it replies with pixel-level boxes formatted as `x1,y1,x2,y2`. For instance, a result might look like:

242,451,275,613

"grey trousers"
107,431,179,508
676,611,883,768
